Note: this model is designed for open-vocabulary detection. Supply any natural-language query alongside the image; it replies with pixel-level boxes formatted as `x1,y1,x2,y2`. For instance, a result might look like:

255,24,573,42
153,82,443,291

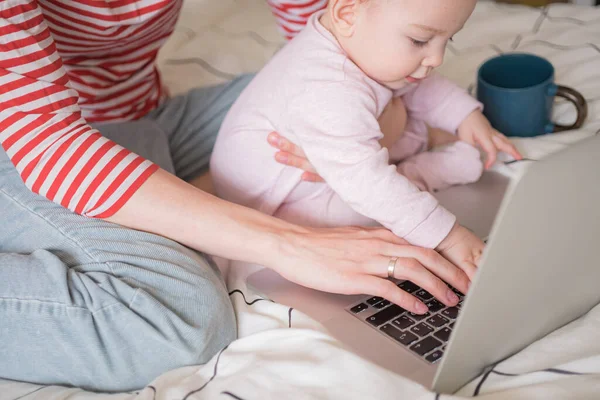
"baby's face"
333,0,477,90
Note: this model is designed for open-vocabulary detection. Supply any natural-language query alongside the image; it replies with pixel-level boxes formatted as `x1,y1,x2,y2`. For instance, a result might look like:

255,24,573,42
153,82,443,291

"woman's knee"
128,260,237,363
178,271,237,363
102,271,236,391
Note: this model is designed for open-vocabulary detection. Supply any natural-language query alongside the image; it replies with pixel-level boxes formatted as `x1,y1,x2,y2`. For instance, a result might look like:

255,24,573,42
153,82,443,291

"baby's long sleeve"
401,73,482,134
285,82,456,248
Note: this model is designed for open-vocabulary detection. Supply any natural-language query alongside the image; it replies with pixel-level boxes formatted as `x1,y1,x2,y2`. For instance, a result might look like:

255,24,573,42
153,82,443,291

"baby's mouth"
405,76,423,83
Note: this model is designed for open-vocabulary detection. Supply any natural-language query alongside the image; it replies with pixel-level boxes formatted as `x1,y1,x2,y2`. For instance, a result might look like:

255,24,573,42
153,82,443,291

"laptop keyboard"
346,281,464,364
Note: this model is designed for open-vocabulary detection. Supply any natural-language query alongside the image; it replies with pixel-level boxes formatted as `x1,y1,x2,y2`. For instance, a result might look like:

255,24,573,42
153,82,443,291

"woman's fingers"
393,257,460,306
352,276,429,314
275,151,318,173
375,244,470,295
268,132,307,157
268,132,324,179
278,225,470,315
301,171,325,183
364,254,461,307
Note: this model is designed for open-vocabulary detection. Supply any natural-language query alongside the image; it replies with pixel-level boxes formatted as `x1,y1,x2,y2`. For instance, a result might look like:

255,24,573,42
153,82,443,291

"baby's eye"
410,38,429,48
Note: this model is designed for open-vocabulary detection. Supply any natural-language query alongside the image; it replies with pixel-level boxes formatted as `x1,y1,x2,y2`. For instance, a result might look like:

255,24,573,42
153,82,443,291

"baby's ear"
329,0,360,37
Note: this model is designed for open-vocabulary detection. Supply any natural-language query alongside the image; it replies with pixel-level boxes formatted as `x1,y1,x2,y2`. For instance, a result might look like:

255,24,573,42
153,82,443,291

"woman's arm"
107,168,468,314
107,168,293,267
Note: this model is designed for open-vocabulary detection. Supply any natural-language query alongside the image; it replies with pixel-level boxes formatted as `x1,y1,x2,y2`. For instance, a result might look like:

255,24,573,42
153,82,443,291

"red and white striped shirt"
268,0,327,40
0,0,325,218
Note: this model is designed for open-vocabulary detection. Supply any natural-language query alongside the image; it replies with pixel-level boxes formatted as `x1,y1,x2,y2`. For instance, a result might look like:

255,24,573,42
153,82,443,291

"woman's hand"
274,225,470,314
268,132,324,182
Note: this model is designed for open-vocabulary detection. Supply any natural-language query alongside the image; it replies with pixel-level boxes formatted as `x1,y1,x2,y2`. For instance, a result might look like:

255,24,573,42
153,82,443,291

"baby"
211,0,521,270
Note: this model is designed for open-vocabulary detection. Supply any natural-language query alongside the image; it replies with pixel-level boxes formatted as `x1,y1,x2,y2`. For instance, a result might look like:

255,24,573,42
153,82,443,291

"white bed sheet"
2,1,600,399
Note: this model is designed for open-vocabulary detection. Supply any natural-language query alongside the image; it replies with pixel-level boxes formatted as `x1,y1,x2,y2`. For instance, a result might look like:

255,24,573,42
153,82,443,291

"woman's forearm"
105,169,300,267
104,169,472,315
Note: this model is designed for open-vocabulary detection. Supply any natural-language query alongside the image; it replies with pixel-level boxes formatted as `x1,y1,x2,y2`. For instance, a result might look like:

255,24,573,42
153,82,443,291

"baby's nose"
413,66,432,79
425,52,444,68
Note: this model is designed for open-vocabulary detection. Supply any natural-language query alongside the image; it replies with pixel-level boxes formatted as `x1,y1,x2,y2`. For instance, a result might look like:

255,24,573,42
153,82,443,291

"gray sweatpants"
0,75,254,393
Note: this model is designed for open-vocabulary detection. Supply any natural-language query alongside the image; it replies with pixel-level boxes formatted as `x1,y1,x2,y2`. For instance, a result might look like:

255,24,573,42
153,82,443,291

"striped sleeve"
267,0,327,40
0,0,159,218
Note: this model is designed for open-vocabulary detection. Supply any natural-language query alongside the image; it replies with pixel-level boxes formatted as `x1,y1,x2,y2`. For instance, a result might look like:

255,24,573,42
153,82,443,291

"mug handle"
552,85,588,133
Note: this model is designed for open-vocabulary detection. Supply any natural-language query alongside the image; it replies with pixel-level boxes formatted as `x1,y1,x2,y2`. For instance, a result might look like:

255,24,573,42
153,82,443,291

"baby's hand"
435,223,484,283
457,110,523,169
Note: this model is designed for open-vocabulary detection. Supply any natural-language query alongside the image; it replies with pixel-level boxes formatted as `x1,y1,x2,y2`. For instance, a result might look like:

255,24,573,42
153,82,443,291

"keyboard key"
366,296,383,306
397,331,419,346
426,350,444,363
442,307,460,320
380,324,402,341
434,327,452,342
457,300,464,309
381,324,418,346
411,322,434,337
350,303,368,314
410,336,442,356
426,314,449,328
449,322,455,329
392,315,415,330
373,300,391,309
398,281,420,294
415,289,433,301
367,305,405,327
425,299,445,313
408,311,431,321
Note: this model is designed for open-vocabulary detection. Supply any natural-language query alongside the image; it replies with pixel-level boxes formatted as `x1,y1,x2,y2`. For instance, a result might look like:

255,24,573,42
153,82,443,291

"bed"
2,1,600,399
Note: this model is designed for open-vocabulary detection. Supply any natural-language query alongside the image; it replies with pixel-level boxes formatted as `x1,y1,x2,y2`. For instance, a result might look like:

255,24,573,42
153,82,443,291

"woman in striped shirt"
1,0,471,391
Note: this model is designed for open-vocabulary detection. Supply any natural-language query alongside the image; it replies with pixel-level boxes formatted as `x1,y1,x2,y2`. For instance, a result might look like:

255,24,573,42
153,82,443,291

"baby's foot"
397,141,483,192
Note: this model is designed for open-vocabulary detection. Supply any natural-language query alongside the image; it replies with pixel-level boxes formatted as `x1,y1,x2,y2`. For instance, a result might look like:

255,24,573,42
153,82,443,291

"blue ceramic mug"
477,53,587,138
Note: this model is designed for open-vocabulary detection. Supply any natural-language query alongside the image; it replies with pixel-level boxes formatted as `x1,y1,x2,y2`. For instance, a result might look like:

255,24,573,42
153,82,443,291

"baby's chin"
378,79,412,91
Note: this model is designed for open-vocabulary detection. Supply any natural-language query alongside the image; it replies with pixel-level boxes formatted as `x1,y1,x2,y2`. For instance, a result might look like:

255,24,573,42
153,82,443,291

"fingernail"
267,133,278,144
447,290,459,304
416,301,428,314
275,153,287,162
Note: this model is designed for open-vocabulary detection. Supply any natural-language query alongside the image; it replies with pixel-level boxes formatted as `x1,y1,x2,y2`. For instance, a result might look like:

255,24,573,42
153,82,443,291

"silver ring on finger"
387,257,398,279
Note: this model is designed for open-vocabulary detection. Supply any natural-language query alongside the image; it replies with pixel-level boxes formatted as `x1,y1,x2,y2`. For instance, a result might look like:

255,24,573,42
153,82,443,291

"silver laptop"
247,134,600,394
